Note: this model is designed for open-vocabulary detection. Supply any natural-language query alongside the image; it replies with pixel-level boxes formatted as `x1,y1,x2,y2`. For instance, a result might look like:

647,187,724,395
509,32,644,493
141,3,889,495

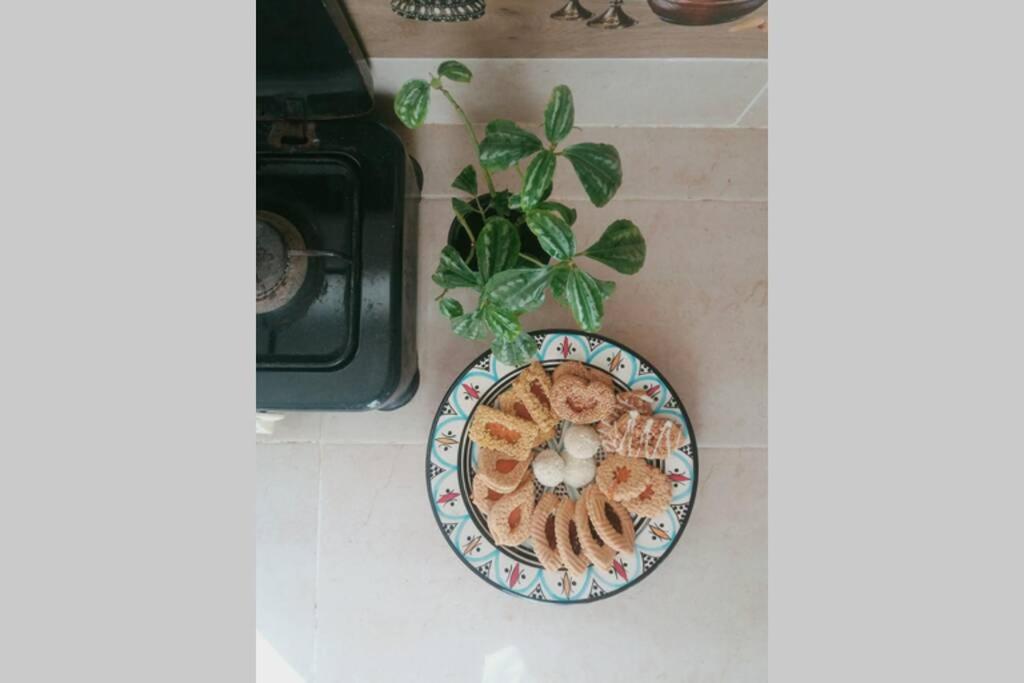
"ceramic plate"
426,330,699,603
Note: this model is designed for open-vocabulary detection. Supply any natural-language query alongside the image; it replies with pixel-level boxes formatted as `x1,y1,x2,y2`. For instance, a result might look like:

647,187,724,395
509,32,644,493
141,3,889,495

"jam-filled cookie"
471,472,506,515
552,361,615,388
476,447,534,494
529,492,564,573
468,405,539,461
498,384,556,446
585,487,636,555
575,486,617,572
595,454,653,502
554,496,590,578
621,466,673,518
487,478,535,547
550,374,615,425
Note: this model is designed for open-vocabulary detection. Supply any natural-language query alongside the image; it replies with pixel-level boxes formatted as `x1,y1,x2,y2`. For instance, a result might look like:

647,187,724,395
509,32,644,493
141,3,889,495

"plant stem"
437,85,497,196
435,288,449,302
519,252,545,267
514,162,525,181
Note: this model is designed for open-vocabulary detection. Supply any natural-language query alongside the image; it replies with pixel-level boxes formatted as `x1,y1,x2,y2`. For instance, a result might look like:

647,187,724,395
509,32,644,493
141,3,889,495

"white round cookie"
562,454,596,488
532,448,565,487
562,424,602,460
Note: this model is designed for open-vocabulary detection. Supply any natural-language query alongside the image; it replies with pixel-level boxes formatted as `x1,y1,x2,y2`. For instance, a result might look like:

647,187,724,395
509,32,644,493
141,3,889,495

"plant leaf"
476,217,521,283
563,268,615,332
562,142,622,207
451,196,476,221
537,201,577,226
432,245,481,290
439,298,463,320
550,265,570,305
486,119,518,134
451,165,478,195
451,310,487,341
479,123,543,171
489,190,511,217
583,219,647,274
393,79,430,129
437,60,472,83
544,85,574,145
526,210,576,261
520,150,556,211
482,304,522,340
482,267,552,313
491,332,537,367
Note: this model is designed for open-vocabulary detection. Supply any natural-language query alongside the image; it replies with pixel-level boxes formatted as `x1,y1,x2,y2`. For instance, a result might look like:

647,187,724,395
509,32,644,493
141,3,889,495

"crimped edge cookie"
595,454,654,502
468,404,539,461
622,467,673,518
585,487,636,555
529,492,564,573
575,487,617,572
471,472,506,515
550,374,615,425
488,478,535,547
476,448,534,494
554,497,590,578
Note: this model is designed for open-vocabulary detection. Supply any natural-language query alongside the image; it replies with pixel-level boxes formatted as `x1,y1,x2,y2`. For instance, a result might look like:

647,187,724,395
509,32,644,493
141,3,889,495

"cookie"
585,487,636,555
550,374,615,425
498,384,556,446
603,411,686,459
562,455,596,489
575,486,617,572
595,454,653,502
471,472,506,515
621,467,673,518
563,424,602,460
487,478,535,547
596,390,655,441
476,447,534,493
468,405,539,461
532,448,565,487
554,496,590,578
529,492,564,573
552,361,615,387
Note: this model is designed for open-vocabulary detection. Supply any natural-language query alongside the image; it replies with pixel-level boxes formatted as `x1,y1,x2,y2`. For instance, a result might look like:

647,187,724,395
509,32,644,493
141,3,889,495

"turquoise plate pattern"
426,330,699,603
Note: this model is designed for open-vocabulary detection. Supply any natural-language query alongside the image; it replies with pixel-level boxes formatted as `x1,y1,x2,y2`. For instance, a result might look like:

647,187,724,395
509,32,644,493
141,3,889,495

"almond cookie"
575,487,617,572
550,374,615,425
596,390,655,442
621,467,673,518
585,487,636,555
477,448,534,494
468,405,539,461
488,478,535,547
471,472,506,515
595,454,653,502
552,361,615,387
529,493,564,573
554,497,590,578
603,411,686,459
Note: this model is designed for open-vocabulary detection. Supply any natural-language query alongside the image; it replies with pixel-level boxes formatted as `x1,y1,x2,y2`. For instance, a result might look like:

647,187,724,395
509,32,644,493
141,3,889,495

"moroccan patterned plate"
426,330,699,603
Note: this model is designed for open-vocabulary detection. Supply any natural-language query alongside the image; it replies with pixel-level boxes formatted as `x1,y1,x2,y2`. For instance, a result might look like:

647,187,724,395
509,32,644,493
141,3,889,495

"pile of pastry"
468,361,686,576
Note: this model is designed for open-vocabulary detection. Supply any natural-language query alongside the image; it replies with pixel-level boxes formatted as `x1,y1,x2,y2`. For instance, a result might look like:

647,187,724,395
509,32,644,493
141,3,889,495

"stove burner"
256,210,308,314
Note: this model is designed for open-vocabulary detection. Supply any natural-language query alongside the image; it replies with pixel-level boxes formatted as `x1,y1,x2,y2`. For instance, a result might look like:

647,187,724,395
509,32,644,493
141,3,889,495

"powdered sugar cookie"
532,448,565,487
585,487,636,555
563,424,602,460
562,454,596,488
529,492,564,573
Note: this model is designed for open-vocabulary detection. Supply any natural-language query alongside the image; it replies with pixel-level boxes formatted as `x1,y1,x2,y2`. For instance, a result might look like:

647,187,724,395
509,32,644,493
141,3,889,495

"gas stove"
256,0,419,411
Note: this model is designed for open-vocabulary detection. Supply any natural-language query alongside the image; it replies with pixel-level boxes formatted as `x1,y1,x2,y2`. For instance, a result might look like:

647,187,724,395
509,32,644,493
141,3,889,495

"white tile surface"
371,58,768,127
736,87,768,128
295,444,767,682
256,411,323,444
256,443,320,681
320,199,766,448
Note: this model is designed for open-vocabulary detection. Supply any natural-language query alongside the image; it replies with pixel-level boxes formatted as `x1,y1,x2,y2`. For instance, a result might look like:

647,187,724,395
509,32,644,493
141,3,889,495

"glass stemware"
586,0,638,29
550,0,593,21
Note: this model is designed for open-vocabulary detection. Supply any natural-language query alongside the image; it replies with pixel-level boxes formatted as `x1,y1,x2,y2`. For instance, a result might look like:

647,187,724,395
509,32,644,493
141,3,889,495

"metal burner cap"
256,211,308,314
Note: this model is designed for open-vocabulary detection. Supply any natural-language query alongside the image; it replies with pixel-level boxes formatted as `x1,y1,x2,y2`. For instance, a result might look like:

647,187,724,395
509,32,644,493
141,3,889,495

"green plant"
394,60,647,366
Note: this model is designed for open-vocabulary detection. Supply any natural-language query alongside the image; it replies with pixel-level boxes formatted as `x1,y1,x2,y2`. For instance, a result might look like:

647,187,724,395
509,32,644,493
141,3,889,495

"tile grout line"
416,194,768,203
731,82,768,128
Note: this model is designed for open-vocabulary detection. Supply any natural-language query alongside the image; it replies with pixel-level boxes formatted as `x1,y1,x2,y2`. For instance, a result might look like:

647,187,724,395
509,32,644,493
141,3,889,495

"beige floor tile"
256,411,322,444
255,443,320,681
321,198,766,448
372,58,768,127
313,445,766,682
400,125,767,201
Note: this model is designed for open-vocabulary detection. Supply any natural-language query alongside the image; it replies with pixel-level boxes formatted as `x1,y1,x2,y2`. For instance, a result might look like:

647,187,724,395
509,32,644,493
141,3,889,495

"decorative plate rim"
425,328,700,604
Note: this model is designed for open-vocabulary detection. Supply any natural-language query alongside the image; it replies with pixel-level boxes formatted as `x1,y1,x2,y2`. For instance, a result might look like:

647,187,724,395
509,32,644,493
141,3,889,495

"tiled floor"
256,444,767,682
257,56,766,682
